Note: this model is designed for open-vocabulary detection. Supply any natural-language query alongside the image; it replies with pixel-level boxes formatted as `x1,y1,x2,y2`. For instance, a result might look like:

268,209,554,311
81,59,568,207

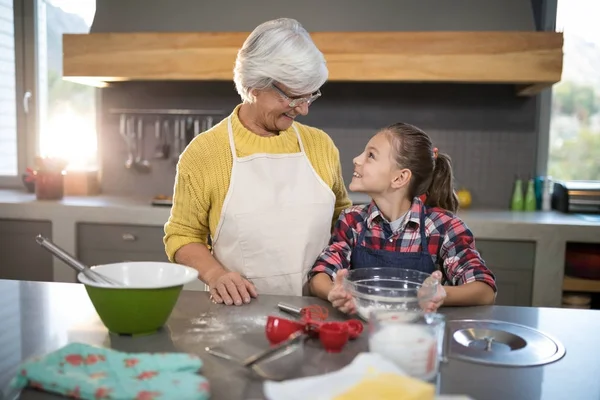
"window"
548,0,600,181
37,0,97,169
0,0,97,188
0,0,18,178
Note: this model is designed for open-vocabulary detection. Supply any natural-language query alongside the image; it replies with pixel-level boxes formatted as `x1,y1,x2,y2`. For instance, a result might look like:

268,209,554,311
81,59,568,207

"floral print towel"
10,342,210,400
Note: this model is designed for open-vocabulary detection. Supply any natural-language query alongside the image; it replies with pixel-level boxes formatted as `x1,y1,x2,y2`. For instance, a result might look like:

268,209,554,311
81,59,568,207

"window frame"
539,0,600,182
0,0,39,188
535,0,557,178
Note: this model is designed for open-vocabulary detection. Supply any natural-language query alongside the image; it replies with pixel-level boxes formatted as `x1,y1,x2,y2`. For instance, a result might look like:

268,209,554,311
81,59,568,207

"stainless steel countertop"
1,279,599,400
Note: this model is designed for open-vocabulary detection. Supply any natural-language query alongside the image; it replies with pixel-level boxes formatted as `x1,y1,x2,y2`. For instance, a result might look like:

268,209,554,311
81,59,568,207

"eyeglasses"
271,84,321,108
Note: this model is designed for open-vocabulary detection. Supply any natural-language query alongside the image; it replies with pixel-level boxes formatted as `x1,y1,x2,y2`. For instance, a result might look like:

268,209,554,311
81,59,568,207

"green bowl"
78,262,199,336
84,285,183,335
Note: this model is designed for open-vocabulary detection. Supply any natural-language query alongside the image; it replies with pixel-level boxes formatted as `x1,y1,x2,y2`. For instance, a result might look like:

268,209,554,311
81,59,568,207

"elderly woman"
164,18,351,306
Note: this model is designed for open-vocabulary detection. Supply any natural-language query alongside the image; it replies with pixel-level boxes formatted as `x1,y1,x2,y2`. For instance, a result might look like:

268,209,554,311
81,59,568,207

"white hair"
233,18,328,103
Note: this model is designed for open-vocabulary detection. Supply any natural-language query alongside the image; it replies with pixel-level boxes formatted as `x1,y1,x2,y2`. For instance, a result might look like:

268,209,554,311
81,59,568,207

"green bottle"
511,177,524,211
524,178,537,211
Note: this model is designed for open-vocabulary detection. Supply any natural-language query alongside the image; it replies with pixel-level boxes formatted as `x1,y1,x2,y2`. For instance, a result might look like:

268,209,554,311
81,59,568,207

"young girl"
308,122,496,314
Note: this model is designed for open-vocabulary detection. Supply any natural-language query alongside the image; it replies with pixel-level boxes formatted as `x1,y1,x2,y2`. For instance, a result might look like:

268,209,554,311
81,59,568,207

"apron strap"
418,206,430,255
226,116,238,161
291,123,306,154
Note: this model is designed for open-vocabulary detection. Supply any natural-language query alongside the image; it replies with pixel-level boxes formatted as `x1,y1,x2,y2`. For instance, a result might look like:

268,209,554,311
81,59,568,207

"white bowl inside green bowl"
78,261,198,288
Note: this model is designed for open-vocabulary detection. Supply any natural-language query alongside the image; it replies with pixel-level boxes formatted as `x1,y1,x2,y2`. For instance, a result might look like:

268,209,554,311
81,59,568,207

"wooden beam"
63,31,564,96
516,83,554,97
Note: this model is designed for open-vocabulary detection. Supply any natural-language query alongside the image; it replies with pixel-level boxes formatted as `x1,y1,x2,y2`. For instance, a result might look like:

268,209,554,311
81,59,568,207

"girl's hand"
327,269,356,314
419,270,447,313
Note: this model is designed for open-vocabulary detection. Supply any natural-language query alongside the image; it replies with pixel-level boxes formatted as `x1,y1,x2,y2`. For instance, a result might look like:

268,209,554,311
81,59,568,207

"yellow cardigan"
163,105,352,261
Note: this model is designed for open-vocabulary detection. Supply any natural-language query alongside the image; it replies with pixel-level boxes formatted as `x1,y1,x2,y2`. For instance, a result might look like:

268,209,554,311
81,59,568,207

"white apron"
209,116,336,296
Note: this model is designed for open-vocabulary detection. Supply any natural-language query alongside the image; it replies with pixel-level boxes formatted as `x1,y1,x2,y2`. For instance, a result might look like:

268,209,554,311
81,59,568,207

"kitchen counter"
1,188,599,306
1,279,599,400
1,189,598,230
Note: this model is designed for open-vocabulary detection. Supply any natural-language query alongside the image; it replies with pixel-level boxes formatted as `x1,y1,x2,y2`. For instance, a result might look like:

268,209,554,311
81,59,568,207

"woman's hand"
327,269,356,314
419,270,447,313
207,270,258,306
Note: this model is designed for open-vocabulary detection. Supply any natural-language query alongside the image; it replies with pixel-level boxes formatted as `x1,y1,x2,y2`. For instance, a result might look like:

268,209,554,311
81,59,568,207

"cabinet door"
491,269,533,306
77,223,168,266
0,219,53,282
475,240,536,307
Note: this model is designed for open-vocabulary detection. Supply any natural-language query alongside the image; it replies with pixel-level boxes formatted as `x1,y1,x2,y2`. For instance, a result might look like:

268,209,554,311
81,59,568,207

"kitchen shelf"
563,275,600,293
62,31,563,96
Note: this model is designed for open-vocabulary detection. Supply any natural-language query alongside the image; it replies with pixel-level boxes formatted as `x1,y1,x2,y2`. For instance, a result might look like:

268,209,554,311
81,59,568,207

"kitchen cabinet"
475,239,535,307
0,219,53,282
77,223,168,266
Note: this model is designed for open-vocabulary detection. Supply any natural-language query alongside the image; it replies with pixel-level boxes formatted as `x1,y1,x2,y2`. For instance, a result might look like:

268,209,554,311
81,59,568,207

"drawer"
0,219,52,235
475,239,536,271
77,223,165,253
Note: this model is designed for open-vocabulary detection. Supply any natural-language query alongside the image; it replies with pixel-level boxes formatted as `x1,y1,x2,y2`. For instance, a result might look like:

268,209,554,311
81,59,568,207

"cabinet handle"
122,233,137,241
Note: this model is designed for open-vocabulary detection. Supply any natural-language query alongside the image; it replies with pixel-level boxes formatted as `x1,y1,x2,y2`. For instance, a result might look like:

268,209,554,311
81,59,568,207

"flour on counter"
171,312,267,344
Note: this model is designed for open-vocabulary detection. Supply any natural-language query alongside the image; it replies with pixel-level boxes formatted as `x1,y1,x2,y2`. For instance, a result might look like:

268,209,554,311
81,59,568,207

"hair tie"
433,147,439,160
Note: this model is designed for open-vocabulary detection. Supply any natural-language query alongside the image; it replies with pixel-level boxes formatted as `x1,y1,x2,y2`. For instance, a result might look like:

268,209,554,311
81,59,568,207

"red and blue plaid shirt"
310,197,497,291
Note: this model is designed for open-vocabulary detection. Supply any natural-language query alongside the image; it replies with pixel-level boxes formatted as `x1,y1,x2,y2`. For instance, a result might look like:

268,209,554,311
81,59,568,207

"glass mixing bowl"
343,267,439,320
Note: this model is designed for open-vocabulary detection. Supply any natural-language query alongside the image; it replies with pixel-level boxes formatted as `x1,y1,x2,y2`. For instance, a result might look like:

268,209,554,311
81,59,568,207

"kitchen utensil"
205,331,305,381
277,302,329,321
185,117,194,144
172,118,186,165
368,310,442,381
193,118,201,136
277,302,303,316
77,261,198,335
343,267,438,321
153,118,164,159
134,117,151,173
35,235,121,286
161,119,171,159
266,312,363,345
276,302,363,339
244,331,305,368
265,316,306,345
319,322,349,353
124,116,135,170
179,117,187,150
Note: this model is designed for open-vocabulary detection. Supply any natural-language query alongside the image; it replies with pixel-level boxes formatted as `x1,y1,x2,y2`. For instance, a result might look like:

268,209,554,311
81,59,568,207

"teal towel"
10,342,210,400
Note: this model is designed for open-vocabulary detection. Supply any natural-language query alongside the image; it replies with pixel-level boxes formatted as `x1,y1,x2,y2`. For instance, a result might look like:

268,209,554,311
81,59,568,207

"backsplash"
99,81,538,209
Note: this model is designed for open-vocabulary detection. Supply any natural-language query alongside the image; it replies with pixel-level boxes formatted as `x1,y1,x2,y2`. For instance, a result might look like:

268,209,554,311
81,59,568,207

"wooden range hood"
62,31,563,96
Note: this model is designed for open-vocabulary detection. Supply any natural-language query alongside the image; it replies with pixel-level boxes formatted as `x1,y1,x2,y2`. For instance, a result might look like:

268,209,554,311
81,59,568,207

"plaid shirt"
310,197,497,291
